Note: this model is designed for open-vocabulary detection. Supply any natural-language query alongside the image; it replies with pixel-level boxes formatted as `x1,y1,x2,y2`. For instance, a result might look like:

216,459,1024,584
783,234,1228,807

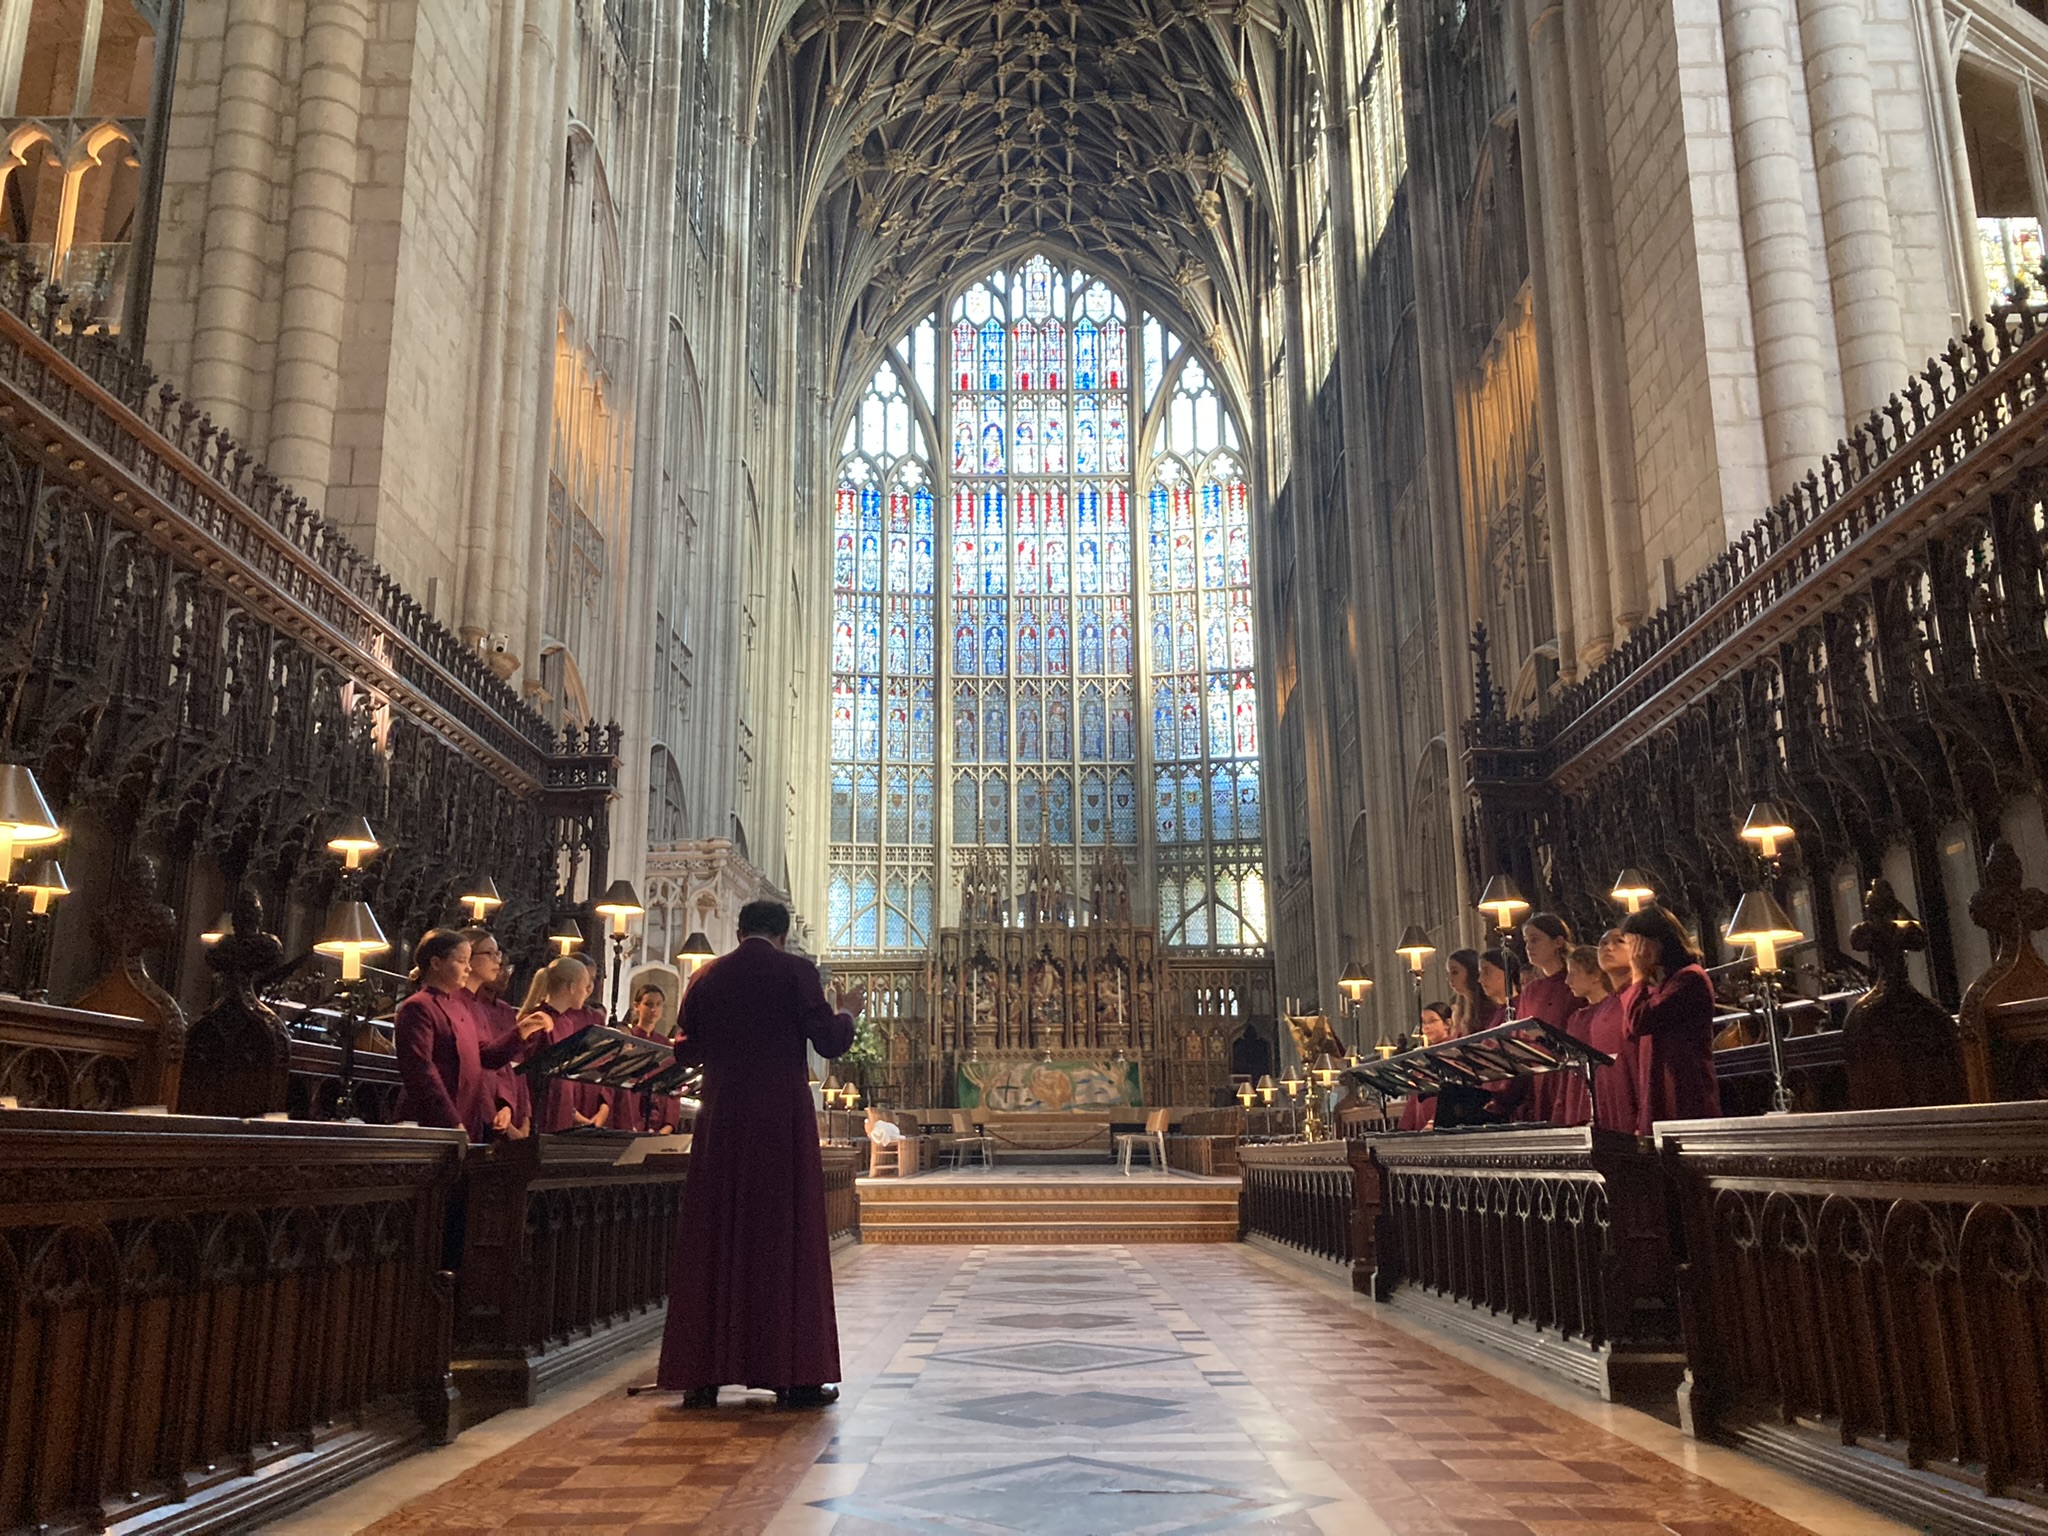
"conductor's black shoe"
680,1387,720,1409
776,1385,839,1409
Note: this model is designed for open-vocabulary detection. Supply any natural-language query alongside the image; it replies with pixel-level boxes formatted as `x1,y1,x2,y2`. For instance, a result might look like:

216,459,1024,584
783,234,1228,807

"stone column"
1506,0,1580,680
188,0,286,439
1563,0,1647,633
1798,0,1906,422
1521,0,1614,658
268,0,373,504
1722,0,1832,496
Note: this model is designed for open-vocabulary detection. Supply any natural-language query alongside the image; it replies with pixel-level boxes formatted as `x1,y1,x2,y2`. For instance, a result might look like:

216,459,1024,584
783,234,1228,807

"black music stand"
1346,1016,1614,1127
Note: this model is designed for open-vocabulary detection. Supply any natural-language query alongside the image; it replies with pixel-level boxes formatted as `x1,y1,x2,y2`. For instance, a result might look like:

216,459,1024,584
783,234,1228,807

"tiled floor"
334,1245,1911,1536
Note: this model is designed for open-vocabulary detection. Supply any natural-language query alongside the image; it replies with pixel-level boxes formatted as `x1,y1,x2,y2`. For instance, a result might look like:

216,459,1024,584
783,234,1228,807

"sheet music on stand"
1345,1016,1614,1125
519,1025,703,1133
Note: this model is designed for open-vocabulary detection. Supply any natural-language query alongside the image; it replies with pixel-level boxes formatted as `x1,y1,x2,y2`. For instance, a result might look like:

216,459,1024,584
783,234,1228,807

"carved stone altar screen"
833,847,1275,1107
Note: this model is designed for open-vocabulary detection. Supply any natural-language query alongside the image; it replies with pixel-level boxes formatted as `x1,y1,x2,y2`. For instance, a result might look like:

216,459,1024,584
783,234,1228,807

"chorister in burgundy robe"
1546,990,1641,1134
536,1003,613,1133
465,989,530,1136
1623,964,1720,1133
657,937,857,1392
395,985,530,1143
1515,970,1582,1123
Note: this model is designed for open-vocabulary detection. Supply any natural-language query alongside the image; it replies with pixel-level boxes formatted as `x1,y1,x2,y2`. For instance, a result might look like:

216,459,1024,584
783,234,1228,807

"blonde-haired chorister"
520,954,612,1132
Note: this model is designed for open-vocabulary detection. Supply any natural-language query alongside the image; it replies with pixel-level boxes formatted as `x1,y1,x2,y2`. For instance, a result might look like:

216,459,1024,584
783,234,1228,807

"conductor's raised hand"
832,984,867,1019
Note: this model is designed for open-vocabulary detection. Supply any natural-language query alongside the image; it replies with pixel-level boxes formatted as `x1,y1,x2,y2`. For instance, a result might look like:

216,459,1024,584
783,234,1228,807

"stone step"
860,1221,1239,1245
856,1175,1241,1244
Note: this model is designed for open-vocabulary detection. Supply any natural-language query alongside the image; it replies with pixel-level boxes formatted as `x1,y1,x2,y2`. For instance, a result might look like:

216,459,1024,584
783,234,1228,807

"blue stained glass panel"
1109,684,1135,761
1101,318,1126,389
953,319,975,390
831,769,853,842
887,768,911,842
854,873,878,949
1177,680,1201,759
1075,320,1100,390
1015,533,1040,593
914,613,935,675
833,599,856,674
1080,605,1103,673
914,533,936,595
912,770,934,844
1018,686,1043,760
857,678,882,758
1077,534,1101,594
1205,609,1228,670
1208,677,1232,757
1151,612,1173,672
856,597,882,671
1175,597,1198,672
828,876,851,946
1239,764,1262,840
856,767,881,842
886,875,908,949
859,527,882,594
913,683,935,759
983,602,1007,672
954,774,978,844
1201,517,1226,589
954,613,976,675
1013,401,1038,474
916,484,935,532
1211,766,1236,840
1109,602,1133,673
980,319,1006,391
1153,682,1175,757
983,685,1008,760
1049,771,1073,842
1183,889,1209,947
911,877,934,941
1158,879,1182,941
1081,684,1106,760
1111,769,1138,844
1081,770,1107,845
1042,405,1067,473
983,773,1008,844
1230,599,1254,669
832,683,855,759
1017,773,1042,845
835,528,857,589
1154,768,1175,842
1227,522,1250,586
1179,769,1202,842
1047,685,1072,758
887,679,910,759
1045,532,1069,594
952,412,975,473
1046,608,1070,672
887,601,911,672
980,397,1006,471
954,694,978,761
1018,614,1041,674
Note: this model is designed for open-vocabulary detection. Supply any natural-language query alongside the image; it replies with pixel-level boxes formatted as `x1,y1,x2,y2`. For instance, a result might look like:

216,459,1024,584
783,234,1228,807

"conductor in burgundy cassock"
657,900,863,1409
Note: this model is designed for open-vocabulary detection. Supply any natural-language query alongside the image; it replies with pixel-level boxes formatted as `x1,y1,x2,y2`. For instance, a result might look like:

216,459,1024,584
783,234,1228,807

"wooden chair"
945,1109,995,1170
1115,1108,1171,1175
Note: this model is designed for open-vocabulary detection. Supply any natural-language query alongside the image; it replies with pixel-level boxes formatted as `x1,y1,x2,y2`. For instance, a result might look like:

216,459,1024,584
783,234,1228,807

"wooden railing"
0,996,178,1109
451,1135,689,1419
1366,1127,1680,1400
1239,1141,1371,1285
0,1109,464,1535
1659,1102,2048,1528
823,1145,861,1244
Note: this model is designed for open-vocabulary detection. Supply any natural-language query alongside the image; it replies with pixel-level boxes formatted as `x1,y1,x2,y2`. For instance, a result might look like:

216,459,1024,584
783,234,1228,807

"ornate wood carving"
1841,878,1967,1108
1960,838,2048,1102
1660,1102,2048,1526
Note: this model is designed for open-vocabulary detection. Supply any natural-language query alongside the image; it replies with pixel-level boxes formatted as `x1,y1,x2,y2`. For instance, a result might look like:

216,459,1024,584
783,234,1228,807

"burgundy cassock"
466,988,531,1136
1515,970,1582,1123
537,1003,613,1132
657,938,856,1392
1623,964,1720,1133
394,985,531,1142
1546,990,1641,1133
632,1026,681,1134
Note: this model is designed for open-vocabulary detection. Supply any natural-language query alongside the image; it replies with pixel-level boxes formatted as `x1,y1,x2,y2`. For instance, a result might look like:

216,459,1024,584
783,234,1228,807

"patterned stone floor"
340,1245,1909,1536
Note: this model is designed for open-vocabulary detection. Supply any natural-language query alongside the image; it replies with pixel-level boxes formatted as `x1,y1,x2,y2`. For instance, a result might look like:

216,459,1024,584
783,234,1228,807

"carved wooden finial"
1840,878,1966,1110
1958,839,2048,1102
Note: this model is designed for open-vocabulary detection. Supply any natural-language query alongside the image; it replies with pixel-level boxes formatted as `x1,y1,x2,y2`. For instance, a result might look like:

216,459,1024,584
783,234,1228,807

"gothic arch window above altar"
827,255,1265,955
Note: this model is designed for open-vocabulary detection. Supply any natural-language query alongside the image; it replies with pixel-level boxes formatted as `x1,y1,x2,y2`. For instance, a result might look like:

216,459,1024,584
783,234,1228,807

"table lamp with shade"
324,815,382,871
0,763,60,882
14,856,68,999
1739,801,1795,863
593,880,645,1025
1727,889,1804,1113
18,858,67,916
459,874,503,924
1256,1072,1276,1106
1476,874,1529,1013
1337,962,1373,1055
550,918,586,956
315,898,391,1123
676,929,716,982
1395,925,1434,1048
1610,869,1656,913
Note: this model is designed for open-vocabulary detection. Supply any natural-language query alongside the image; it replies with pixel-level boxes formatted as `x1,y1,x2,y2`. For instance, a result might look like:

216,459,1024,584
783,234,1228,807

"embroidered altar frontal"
957,1056,1141,1111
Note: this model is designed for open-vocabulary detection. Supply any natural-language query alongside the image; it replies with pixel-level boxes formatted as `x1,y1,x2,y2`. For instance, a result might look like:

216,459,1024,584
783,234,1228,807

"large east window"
827,255,1265,953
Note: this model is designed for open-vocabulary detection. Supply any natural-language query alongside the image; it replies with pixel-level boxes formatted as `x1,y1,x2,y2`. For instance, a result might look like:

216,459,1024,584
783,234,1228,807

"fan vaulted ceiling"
756,0,1316,405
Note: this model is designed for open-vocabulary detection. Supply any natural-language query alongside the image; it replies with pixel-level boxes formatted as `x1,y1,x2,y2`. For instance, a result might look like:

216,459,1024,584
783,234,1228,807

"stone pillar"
1917,0,1988,319
1798,0,1906,422
1722,0,1832,496
1522,0,1614,658
188,0,286,439
268,0,372,504
1562,0,1647,633
1506,0,1580,680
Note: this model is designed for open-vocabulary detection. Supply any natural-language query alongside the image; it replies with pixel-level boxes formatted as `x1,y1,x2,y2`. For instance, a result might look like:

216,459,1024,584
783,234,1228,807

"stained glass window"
1147,352,1267,948
828,263,1265,954
828,353,937,952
